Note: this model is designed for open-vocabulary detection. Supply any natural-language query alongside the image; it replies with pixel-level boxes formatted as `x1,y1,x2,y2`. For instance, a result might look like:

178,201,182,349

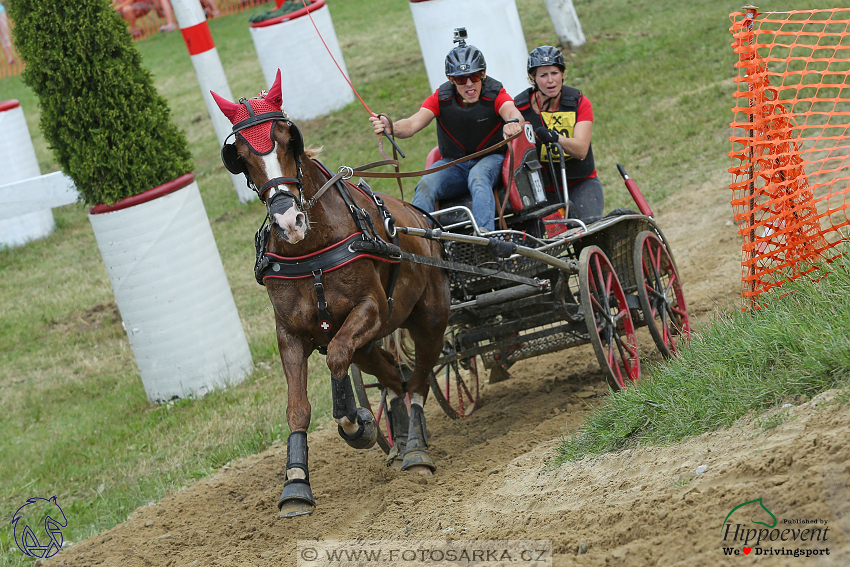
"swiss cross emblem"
320,320,332,332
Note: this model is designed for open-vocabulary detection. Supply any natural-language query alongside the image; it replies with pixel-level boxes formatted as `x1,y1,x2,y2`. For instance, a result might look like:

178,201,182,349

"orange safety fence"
0,0,273,80
729,7,850,308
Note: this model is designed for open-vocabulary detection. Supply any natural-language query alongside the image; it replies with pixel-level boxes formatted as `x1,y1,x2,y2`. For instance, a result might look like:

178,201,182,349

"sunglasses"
450,72,483,85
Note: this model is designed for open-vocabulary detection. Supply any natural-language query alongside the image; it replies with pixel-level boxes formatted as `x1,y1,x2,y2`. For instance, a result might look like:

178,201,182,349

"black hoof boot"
401,403,436,473
385,395,409,467
278,431,315,518
338,407,378,450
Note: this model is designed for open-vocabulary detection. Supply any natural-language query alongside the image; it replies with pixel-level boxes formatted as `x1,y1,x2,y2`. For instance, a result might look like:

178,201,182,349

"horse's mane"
304,146,322,159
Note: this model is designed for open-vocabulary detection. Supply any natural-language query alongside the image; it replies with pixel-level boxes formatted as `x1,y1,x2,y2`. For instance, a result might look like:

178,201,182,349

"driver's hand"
534,127,560,144
502,121,522,139
369,115,390,136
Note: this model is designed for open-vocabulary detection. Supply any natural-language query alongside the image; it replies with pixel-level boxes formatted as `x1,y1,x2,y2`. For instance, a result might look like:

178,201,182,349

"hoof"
278,482,315,518
338,407,378,450
279,500,315,518
401,449,436,473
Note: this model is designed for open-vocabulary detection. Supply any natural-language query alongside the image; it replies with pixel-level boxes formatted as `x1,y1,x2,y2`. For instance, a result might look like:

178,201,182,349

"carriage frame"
350,159,691,452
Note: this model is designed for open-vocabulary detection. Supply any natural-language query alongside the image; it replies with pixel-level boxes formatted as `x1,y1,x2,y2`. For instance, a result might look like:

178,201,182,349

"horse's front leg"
326,298,386,450
276,327,316,518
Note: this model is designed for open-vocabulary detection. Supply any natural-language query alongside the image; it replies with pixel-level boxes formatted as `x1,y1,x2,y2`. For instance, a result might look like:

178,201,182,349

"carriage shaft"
400,227,579,274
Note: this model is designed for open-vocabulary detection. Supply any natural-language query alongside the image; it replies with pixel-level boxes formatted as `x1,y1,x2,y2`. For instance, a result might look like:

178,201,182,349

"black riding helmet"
445,44,487,77
527,45,565,78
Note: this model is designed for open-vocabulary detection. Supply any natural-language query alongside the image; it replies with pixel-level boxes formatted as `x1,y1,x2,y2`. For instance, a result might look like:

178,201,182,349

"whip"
299,0,405,158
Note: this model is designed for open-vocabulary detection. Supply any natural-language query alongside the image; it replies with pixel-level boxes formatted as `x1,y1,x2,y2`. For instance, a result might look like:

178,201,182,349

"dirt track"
45,178,850,566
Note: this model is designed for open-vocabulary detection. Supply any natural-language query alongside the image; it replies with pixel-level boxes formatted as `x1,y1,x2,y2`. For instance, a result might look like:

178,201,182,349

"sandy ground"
44,177,850,566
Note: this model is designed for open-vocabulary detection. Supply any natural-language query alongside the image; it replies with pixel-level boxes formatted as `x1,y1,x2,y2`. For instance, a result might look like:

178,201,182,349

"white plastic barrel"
88,174,253,403
249,0,354,121
409,0,530,98
0,100,55,248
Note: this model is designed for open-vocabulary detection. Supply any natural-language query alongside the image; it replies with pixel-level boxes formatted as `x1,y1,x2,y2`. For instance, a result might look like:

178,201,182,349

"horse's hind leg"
401,391,435,474
352,343,409,467
400,281,450,475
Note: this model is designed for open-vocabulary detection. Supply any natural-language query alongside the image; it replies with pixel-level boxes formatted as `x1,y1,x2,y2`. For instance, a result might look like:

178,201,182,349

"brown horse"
212,70,450,518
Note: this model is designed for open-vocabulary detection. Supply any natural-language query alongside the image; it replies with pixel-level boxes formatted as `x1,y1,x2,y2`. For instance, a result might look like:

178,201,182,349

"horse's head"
212,70,308,244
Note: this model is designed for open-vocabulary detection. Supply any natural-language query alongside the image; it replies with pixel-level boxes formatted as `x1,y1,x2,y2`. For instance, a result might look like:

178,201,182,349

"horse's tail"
382,329,415,369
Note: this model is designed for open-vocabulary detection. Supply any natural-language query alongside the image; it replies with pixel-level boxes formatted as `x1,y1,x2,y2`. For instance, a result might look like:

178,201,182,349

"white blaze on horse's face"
263,142,307,244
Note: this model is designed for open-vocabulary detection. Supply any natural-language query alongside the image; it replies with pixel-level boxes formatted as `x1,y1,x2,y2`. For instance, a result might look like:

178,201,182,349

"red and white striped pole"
169,0,255,203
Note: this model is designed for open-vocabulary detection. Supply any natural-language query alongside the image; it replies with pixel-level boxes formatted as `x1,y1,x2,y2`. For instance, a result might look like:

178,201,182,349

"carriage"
350,122,691,453
212,75,690,516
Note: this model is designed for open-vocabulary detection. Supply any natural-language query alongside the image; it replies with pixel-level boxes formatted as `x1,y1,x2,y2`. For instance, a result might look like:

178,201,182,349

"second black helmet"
527,46,565,76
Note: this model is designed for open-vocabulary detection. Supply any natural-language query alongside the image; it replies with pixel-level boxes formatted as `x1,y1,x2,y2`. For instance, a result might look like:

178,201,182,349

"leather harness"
253,161,403,352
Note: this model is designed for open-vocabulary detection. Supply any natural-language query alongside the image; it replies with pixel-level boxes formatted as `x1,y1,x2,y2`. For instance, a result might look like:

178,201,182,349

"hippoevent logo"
11,496,68,559
720,497,830,558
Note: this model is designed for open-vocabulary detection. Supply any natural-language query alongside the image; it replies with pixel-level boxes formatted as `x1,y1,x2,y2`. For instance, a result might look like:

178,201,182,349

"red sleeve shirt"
576,95,593,123
421,87,514,117
421,89,441,115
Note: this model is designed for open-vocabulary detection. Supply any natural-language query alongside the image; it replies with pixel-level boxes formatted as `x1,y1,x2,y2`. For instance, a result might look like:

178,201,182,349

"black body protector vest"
435,76,507,160
514,85,596,181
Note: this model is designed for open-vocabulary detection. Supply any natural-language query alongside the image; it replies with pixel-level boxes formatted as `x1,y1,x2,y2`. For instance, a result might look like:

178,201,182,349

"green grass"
2,0,848,563
555,247,850,465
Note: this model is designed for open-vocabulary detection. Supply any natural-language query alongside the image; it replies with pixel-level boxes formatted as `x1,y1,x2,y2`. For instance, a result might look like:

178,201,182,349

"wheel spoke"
444,365,453,404
584,246,640,389
457,361,475,402
671,305,688,317
611,334,628,384
646,285,666,305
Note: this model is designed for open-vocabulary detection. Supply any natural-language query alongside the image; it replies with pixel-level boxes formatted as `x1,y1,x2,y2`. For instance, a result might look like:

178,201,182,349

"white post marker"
0,101,78,248
249,0,354,121
409,0,529,97
169,0,255,203
88,174,253,403
543,0,586,48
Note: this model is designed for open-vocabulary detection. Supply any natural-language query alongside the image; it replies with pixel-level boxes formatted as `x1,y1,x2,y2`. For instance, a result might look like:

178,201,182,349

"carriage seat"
425,126,553,229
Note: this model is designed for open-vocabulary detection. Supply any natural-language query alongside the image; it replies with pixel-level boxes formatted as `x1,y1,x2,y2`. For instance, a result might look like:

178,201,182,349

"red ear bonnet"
210,69,285,154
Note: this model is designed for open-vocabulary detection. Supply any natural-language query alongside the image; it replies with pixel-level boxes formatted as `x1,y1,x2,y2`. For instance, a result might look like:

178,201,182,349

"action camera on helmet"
453,27,468,46
445,28,486,77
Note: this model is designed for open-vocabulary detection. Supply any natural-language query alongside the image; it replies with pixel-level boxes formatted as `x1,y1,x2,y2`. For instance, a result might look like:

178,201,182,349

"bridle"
221,99,307,215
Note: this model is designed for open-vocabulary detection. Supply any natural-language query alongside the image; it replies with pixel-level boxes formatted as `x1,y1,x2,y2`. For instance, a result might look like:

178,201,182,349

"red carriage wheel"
633,231,691,358
350,364,394,454
578,246,640,390
429,336,480,419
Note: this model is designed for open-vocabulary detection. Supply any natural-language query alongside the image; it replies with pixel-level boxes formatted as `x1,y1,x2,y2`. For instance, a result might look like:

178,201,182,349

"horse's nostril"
295,214,305,228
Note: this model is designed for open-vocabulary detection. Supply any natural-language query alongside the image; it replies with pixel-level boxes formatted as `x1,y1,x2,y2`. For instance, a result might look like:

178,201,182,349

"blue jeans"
412,153,504,232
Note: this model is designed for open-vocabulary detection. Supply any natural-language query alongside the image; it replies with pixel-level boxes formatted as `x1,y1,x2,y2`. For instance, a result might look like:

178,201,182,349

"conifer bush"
8,0,193,206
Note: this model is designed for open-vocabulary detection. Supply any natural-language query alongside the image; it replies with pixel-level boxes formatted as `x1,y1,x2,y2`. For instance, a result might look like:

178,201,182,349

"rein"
306,130,522,229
